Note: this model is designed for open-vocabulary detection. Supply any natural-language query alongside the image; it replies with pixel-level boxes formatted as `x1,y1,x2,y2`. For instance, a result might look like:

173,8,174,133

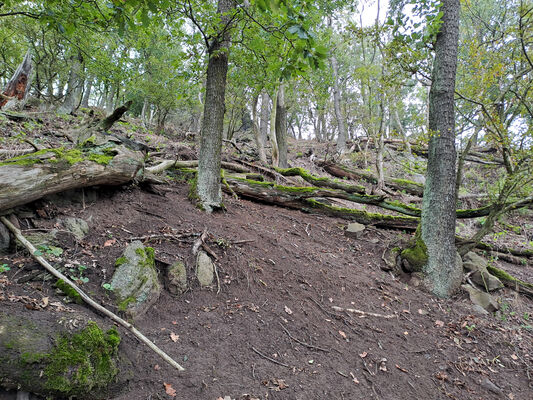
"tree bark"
331,52,347,154
1,49,32,110
420,0,461,297
58,52,83,114
81,75,93,108
269,88,279,166
252,92,268,164
197,0,235,212
259,90,269,149
275,82,288,168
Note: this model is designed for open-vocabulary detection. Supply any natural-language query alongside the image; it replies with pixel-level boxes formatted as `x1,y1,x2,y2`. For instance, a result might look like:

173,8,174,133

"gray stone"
167,261,188,296
463,252,503,291
62,217,89,240
481,378,503,395
411,173,426,185
462,284,499,312
196,251,214,287
345,222,366,239
110,241,161,319
472,304,489,316
0,222,10,254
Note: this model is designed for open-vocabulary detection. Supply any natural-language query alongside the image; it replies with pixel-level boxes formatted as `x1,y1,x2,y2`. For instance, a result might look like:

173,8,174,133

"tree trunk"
375,98,386,191
252,92,268,164
259,90,269,147
275,82,288,168
420,0,461,298
105,82,115,114
1,49,32,110
58,52,83,114
269,88,279,166
331,52,347,154
197,0,235,212
81,75,93,108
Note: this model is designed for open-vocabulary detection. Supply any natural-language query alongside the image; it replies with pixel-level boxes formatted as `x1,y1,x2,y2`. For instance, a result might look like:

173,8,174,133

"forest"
0,0,532,399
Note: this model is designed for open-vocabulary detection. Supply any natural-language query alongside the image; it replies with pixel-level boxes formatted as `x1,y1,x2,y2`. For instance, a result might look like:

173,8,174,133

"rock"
196,251,214,287
472,304,489,316
0,310,130,399
167,260,188,296
110,241,161,319
462,284,499,312
0,221,10,254
62,217,89,240
381,247,401,272
345,222,366,239
463,252,503,291
24,230,59,247
481,378,503,395
411,173,426,185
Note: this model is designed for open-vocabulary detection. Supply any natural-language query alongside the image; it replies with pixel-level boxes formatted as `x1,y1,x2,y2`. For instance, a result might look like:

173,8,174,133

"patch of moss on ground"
44,321,120,396
400,228,428,272
55,279,83,304
118,296,136,312
135,246,155,268
115,256,127,267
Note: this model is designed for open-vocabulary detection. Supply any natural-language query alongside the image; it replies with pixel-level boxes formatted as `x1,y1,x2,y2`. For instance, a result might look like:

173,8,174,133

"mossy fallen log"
0,144,144,212
316,161,425,196
275,167,366,194
224,177,419,230
486,265,533,298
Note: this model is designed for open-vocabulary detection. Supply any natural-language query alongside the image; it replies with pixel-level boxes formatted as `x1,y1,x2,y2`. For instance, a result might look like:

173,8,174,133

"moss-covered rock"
0,311,130,399
110,241,161,319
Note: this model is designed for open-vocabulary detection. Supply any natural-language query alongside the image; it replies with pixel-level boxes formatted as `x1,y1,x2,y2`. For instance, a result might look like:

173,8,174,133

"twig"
251,346,290,368
0,215,185,372
332,306,395,319
129,233,195,243
232,239,255,245
279,322,329,352
214,262,221,295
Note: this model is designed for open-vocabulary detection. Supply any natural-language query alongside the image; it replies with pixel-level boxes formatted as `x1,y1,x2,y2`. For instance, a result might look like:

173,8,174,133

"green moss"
487,265,533,288
135,246,155,268
118,296,136,312
55,279,83,305
400,227,428,272
188,176,199,201
234,176,323,194
20,351,46,364
391,178,424,188
87,153,114,165
44,321,120,395
114,257,127,267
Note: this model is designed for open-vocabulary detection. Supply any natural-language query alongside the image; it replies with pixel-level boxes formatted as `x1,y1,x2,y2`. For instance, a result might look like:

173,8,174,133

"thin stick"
0,215,185,372
279,322,329,353
251,347,290,368
332,306,395,319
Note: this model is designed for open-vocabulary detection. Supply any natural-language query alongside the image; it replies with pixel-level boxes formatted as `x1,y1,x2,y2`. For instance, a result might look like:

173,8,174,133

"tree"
420,0,461,297
197,0,237,212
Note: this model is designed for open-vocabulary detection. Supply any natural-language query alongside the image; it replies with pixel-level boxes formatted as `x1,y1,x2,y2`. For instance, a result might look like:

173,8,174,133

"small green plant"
68,264,89,284
34,244,64,257
102,283,113,291
0,264,10,273
523,312,530,321
465,323,476,332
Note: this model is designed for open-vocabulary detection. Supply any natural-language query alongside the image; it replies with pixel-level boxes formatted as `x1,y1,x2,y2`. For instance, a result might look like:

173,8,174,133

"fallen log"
224,177,419,230
316,161,425,197
0,145,144,212
486,264,533,298
147,159,250,175
275,167,366,194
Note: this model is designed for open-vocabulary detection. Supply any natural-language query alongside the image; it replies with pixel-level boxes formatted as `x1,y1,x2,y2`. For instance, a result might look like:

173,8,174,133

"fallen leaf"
170,332,179,342
271,378,288,391
350,372,360,384
154,364,160,370
284,305,293,315
41,297,49,308
510,354,518,361
163,382,176,397
338,330,347,339
103,238,116,247
435,372,448,381
417,309,428,315
435,320,445,327
379,358,388,372
359,351,368,358
172,321,178,325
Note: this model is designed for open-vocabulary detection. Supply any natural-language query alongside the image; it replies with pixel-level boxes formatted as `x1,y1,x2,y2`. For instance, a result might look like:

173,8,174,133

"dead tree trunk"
1,49,33,110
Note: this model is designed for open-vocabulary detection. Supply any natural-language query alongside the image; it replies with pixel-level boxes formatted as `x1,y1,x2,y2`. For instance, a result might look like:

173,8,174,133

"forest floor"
0,111,532,400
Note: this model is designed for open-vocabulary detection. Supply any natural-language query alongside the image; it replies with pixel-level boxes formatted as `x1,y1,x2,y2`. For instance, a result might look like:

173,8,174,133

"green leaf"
33,250,43,257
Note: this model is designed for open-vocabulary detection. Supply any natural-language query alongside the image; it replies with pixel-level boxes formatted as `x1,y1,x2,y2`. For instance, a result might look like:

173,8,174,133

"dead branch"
332,306,395,319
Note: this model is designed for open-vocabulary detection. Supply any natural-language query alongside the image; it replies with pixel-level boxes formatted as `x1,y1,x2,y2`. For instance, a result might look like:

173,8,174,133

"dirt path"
1,184,532,400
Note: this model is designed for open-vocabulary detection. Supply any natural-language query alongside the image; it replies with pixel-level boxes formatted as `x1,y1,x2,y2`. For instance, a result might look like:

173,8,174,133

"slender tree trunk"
58,52,83,114
269,88,279,166
260,90,269,147
275,82,288,168
252,92,268,164
375,98,386,192
420,0,461,298
141,99,149,126
331,53,347,154
197,0,235,212
105,82,115,114
81,75,93,108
